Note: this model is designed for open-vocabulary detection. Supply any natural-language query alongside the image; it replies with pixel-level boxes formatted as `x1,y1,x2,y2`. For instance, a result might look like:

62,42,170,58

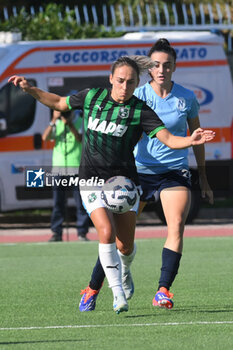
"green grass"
0,238,233,350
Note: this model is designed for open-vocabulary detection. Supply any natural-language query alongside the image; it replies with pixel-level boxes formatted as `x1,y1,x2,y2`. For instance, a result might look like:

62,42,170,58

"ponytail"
148,38,176,62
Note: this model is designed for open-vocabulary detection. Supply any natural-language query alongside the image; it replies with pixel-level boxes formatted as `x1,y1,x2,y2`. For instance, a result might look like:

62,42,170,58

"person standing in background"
42,110,90,242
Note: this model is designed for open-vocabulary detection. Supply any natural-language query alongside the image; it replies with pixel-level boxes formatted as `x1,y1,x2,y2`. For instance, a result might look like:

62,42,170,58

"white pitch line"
1,320,233,331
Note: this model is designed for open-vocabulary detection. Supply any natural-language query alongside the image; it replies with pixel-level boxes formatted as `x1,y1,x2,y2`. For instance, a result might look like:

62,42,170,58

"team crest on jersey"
88,192,97,203
147,99,153,107
177,97,186,111
118,107,129,119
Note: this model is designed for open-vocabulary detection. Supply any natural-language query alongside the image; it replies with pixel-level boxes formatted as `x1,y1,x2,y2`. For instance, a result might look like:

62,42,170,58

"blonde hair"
111,55,155,77
128,55,156,73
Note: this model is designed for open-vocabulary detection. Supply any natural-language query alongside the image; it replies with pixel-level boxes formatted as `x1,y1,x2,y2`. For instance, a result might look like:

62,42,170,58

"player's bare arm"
156,127,215,149
8,75,69,112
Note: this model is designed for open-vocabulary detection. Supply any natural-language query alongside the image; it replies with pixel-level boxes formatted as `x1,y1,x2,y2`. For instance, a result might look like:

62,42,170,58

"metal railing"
2,2,233,49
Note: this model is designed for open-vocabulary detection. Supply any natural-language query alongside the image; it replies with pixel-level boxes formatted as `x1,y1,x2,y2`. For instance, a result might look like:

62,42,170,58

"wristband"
49,122,55,127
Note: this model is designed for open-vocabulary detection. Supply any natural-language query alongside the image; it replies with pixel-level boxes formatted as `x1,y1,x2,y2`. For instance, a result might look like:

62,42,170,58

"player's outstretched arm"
156,128,215,149
8,75,69,112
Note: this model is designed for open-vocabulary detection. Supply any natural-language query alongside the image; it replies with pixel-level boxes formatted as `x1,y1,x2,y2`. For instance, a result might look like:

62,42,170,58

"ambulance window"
48,76,110,95
0,83,8,116
0,79,36,134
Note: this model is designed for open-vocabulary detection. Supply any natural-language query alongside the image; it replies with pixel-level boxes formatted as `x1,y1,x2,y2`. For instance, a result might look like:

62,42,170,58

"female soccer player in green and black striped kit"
8,56,214,314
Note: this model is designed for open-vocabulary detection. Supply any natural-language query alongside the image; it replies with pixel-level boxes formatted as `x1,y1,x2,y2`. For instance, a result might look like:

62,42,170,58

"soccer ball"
101,176,139,214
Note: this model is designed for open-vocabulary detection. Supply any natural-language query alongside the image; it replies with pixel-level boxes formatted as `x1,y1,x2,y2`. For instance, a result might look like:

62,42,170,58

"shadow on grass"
124,305,233,318
172,307,233,314
0,339,85,346
125,313,159,319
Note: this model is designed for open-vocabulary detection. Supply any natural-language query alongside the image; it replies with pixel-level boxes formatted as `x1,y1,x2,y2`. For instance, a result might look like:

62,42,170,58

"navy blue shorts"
138,169,192,202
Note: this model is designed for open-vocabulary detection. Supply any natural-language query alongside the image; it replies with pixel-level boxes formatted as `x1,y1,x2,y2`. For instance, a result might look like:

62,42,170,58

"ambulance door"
0,78,50,211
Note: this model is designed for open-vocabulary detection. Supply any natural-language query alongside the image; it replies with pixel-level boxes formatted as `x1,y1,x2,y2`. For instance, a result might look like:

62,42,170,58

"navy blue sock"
89,256,106,290
158,248,182,290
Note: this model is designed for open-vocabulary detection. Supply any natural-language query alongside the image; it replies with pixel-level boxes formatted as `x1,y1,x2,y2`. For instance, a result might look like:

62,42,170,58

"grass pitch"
0,237,233,350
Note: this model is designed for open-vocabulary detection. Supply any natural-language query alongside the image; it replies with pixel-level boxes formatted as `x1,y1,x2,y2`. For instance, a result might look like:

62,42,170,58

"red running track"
0,225,232,244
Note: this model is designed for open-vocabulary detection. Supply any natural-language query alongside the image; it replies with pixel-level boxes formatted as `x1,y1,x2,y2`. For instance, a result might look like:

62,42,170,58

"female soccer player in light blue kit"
134,38,213,308
77,40,214,312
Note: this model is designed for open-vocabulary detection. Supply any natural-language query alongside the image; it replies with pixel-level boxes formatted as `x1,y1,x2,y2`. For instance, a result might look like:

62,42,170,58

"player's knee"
98,225,114,243
168,215,186,232
118,245,134,256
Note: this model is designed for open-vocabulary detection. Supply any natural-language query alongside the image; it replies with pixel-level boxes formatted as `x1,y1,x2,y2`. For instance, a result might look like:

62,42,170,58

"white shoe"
113,292,128,314
78,236,89,241
122,270,134,300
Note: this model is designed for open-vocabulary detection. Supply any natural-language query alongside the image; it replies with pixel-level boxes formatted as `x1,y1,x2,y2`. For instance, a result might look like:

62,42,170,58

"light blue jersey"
134,82,200,174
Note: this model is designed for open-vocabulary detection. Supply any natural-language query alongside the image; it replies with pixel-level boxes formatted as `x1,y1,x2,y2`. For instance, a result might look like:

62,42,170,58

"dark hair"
51,110,72,120
111,56,140,77
148,38,177,63
62,111,72,119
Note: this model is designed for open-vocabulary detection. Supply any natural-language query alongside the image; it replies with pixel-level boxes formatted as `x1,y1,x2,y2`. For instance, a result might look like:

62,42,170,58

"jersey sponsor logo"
118,107,129,119
177,97,186,111
88,117,128,136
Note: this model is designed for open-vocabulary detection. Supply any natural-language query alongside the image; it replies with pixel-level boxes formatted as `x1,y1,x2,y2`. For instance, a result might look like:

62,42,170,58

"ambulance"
0,31,232,220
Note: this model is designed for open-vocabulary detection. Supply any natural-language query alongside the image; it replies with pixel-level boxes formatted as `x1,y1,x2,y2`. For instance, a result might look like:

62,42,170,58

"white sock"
99,243,123,296
117,243,137,275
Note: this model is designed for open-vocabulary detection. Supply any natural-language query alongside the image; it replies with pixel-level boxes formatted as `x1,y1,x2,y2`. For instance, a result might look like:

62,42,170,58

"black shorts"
138,169,192,202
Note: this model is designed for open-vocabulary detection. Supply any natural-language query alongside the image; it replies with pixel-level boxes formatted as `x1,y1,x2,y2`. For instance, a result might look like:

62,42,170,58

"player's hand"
199,175,214,205
8,75,32,92
191,128,215,145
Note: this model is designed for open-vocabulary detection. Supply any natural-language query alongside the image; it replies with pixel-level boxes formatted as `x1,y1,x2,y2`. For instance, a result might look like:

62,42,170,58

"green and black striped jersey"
66,88,165,184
